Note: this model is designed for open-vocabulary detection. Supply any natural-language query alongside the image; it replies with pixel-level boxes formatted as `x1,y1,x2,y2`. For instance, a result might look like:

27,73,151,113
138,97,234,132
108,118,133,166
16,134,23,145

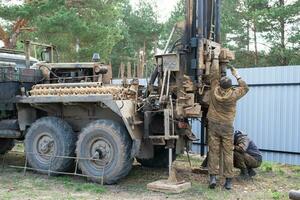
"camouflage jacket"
234,133,262,161
207,68,249,125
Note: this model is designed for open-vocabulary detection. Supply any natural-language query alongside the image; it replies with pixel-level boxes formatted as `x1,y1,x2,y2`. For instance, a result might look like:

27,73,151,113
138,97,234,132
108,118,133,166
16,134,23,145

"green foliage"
110,0,161,76
0,0,125,62
291,165,300,173
260,162,273,172
57,176,106,194
221,0,300,67
74,183,106,194
160,0,185,51
163,0,300,67
272,191,282,200
260,0,300,65
0,0,299,73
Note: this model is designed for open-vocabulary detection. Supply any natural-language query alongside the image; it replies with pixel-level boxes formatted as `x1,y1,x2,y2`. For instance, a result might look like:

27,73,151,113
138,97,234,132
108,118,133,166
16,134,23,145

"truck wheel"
0,139,15,155
136,147,176,168
24,117,76,173
76,120,133,184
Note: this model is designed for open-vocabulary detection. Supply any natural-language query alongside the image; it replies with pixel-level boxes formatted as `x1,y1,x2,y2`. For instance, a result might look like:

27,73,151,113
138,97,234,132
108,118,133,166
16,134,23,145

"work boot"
238,168,250,180
224,178,232,190
209,175,217,189
248,168,256,177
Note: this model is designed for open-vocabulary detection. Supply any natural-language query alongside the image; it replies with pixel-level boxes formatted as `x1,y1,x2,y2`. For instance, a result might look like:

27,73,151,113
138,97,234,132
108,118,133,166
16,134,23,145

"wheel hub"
39,138,54,154
90,139,113,167
35,133,56,163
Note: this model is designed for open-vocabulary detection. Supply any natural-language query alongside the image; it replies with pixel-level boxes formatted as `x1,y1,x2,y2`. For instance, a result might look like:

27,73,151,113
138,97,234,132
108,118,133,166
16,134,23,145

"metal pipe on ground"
289,190,300,200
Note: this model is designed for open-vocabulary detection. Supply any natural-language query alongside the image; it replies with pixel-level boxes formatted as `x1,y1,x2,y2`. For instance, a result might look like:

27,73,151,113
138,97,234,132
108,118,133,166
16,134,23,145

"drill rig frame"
144,0,235,157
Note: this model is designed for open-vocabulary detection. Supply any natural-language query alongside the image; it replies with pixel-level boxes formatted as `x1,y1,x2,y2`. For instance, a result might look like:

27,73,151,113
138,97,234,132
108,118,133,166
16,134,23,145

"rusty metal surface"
29,82,136,100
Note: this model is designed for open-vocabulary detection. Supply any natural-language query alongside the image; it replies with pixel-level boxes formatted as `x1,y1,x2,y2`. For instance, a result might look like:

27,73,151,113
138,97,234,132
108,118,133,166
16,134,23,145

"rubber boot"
248,168,256,177
209,175,217,189
239,168,250,180
224,178,232,190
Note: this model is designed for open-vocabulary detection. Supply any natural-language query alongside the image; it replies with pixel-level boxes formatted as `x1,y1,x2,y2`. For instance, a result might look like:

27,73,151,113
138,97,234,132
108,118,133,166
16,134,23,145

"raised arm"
230,67,249,100
209,67,219,89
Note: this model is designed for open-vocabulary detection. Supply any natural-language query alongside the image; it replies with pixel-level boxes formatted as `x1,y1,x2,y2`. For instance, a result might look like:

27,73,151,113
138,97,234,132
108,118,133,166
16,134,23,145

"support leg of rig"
147,147,191,193
147,109,191,193
169,148,172,176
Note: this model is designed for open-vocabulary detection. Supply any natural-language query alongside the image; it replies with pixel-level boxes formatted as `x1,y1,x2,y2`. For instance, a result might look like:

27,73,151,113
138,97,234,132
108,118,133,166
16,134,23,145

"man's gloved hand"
230,66,241,79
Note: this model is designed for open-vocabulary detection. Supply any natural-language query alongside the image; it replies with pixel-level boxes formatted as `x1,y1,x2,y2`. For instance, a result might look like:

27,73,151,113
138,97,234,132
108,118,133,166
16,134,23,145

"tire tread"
76,120,132,184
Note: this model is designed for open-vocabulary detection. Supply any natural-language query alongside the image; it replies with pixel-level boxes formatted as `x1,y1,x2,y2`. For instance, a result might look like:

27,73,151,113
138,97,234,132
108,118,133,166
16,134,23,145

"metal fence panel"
191,66,300,165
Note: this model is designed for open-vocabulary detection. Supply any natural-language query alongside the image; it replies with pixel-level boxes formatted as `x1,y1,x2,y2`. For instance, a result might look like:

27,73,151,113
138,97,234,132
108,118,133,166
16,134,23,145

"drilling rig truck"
0,0,234,184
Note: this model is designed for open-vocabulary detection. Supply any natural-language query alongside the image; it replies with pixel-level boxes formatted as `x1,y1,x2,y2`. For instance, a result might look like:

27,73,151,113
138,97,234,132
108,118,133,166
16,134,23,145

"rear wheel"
0,139,15,155
76,120,133,184
24,117,76,173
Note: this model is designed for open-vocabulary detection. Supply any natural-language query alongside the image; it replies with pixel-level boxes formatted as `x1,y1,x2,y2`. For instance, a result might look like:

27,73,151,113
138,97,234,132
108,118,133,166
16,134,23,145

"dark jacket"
234,131,262,162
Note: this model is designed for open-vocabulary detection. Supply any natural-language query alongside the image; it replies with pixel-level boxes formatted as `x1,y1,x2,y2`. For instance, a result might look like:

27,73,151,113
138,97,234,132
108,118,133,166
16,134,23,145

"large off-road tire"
0,139,15,155
136,147,176,168
24,117,76,173
76,120,133,184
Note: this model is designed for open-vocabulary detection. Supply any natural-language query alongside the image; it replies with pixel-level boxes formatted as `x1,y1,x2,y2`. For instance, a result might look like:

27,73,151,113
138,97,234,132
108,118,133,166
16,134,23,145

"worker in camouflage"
234,130,262,180
207,66,249,190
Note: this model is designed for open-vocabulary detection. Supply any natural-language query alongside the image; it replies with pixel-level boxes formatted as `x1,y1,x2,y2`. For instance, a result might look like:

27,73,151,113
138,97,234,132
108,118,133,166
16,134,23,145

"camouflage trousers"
207,121,234,178
234,151,261,170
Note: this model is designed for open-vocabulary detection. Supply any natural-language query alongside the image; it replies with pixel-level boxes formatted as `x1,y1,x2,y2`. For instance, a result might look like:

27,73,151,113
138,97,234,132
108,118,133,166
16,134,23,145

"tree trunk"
8,32,19,49
121,62,125,79
279,0,287,65
142,41,146,77
76,38,80,62
253,22,258,66
137,50,142,78
127,62,132,78
247,21,250,52
0,19,28,49
0,26,10,48
133,63,136,78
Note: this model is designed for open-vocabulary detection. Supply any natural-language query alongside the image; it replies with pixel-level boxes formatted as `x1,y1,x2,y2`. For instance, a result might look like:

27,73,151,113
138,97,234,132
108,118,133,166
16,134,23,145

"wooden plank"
147,180,191,194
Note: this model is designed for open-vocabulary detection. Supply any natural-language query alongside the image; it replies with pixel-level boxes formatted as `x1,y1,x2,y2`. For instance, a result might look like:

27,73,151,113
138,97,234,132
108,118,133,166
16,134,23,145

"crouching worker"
234,130,262,180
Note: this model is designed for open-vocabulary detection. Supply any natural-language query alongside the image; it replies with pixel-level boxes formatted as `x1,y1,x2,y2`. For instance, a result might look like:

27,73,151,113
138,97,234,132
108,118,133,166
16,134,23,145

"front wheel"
76,120,133,184
24,117,76,173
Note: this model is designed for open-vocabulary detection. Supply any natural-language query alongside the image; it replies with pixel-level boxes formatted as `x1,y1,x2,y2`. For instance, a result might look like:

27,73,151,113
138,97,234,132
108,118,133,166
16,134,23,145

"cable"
169,38,183,53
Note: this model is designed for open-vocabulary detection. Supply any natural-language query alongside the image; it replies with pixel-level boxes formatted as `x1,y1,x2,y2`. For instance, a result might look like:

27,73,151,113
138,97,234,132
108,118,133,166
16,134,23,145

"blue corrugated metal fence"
191,66,300,165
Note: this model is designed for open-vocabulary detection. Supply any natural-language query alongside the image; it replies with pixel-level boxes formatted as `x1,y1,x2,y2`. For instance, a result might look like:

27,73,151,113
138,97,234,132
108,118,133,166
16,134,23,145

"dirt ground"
0,144,299,200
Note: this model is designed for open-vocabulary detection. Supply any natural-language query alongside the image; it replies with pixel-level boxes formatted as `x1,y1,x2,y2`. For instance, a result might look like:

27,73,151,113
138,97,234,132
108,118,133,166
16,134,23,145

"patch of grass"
56,176,75,188
276,168,285,175
119,166,158,192
272,191,282,200
260,162,273,172
55,176,106,194
290,165,300,173
75,183,106,194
